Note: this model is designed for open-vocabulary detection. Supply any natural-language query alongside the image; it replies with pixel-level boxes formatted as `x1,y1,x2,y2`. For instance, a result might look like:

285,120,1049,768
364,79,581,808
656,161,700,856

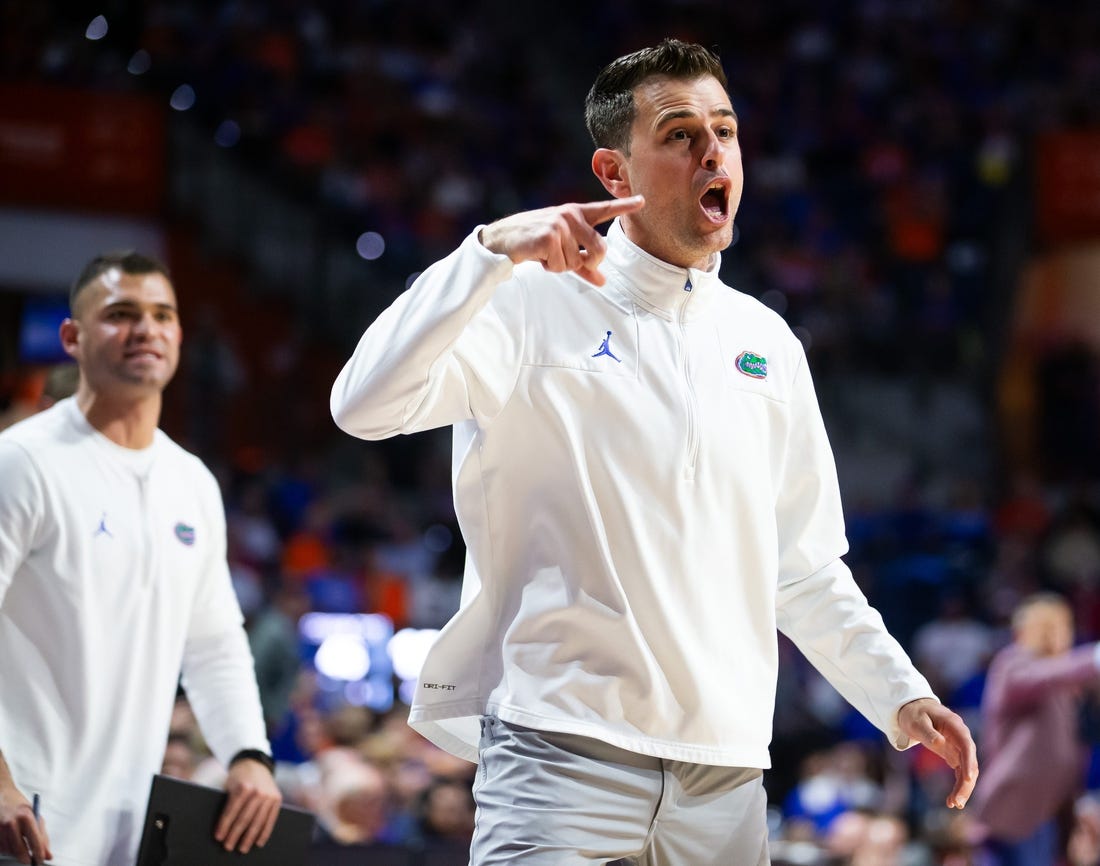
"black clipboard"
134,774,315,866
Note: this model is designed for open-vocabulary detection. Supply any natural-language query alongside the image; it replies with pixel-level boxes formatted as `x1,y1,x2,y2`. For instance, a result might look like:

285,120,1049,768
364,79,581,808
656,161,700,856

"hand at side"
0,779,50,865
214,757,283,853
897,697,979,809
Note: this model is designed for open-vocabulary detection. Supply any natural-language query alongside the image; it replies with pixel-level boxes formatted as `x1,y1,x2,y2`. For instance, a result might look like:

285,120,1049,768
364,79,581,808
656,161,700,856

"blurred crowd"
3,0,1100,864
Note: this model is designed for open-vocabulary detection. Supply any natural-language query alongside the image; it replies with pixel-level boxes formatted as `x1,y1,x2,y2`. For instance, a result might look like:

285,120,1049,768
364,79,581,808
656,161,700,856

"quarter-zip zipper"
680,277,699,480
137,472,154,587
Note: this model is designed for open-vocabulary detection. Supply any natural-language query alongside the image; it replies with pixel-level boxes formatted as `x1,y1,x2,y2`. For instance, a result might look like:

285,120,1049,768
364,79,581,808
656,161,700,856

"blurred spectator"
227,477,283,572
1070,794,1100,866
823,810,914,866
282,498,335,580
921,809,980,866
38,362,79,409
249,580,311,730
912,592,995,700
1038,498,1100,642
783,743,884,836
969,593,1100,866
313,749,393,845
414,776,476,847
161,732,200,781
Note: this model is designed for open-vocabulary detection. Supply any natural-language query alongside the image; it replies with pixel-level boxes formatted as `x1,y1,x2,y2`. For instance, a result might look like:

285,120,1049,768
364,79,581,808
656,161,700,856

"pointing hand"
479,196,645,286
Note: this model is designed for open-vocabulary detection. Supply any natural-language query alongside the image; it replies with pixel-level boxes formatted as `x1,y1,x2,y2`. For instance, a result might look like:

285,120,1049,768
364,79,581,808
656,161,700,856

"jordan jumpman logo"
94,512,113,539
592,331,622,363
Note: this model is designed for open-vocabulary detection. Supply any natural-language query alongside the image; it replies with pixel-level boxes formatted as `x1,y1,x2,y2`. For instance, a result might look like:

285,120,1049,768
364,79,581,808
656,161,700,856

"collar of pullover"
603,218,724,321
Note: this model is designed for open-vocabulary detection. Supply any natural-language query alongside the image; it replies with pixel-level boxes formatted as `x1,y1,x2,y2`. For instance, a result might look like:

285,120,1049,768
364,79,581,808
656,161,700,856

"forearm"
1001,645,1099,709
330,229,516,439
777,561,936,746
180,628,270,767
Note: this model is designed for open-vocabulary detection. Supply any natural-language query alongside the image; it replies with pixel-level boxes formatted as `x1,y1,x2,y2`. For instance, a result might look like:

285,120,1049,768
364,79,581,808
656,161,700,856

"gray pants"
471,716,770,866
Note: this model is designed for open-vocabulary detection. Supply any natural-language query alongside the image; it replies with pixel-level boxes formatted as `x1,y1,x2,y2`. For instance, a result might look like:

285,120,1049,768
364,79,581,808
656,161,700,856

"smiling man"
0,253,281,866
331,40,977,865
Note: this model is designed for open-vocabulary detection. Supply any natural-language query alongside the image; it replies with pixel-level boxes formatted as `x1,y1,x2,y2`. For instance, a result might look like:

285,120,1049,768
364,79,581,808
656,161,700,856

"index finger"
939,715,978,808
215,792,244,842
953,748,979,807
19,812,49,865
576,195,645,226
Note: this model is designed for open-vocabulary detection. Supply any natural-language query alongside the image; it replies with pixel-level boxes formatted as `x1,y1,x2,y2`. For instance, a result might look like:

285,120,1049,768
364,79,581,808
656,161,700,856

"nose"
701,130,722,170
131,311,159,337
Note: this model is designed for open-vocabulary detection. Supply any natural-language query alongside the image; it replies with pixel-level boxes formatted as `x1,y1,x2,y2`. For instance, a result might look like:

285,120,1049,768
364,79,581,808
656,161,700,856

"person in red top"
971,593,1100,866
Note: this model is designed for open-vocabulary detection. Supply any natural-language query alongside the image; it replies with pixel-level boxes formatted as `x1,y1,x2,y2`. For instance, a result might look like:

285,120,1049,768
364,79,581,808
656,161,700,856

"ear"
591,148,633,198
59,318,80,361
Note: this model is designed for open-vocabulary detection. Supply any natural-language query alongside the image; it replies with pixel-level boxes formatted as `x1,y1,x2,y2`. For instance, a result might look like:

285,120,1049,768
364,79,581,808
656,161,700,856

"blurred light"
214,120,241,148
388,628,440,682
170,84,196,112
127,49,151,75
417,86,457,117
41,46,68,74
85,15,109,41
315,634,371,681
356,231,385,261
405,271,422,289
344,680,388,707
423,523,453,554
360,614,392,644
946,241,986,274
299,612,391,643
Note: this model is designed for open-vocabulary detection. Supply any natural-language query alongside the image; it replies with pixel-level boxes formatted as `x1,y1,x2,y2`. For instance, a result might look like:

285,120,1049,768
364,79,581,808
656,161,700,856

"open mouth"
700,181,729,220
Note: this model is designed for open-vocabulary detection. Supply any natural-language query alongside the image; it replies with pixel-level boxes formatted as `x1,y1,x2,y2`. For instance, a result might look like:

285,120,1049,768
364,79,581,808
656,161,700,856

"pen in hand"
30,793,39,866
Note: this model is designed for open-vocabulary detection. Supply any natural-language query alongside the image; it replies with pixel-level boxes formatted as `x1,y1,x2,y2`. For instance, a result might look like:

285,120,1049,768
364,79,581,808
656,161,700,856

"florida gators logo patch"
174,523,196,546
735,351,768,379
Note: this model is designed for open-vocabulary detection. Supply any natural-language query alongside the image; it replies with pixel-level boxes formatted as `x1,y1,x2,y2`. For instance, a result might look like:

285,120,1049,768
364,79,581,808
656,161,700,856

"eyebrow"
102,300,178,313
656,107,738,128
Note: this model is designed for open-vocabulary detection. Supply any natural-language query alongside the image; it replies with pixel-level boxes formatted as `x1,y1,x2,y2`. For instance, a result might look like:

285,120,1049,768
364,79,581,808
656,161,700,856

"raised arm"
998,644,1100,712
330,196,644,441
480,195,644,285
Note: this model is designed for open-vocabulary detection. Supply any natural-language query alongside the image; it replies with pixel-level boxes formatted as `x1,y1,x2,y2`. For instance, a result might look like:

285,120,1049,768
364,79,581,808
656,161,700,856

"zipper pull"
684,278,693,293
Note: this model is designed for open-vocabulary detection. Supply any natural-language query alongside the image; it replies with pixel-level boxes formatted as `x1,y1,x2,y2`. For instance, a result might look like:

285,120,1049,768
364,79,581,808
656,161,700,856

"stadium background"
1,1,1099,862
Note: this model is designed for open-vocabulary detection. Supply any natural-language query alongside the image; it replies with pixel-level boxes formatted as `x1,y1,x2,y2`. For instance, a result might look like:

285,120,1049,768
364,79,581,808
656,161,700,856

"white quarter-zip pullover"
0,398,270,866
332,219,935,767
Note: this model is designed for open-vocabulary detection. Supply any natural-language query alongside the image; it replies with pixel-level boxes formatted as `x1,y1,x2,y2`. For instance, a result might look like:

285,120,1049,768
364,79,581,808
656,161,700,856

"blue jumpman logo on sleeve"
592,331,622,363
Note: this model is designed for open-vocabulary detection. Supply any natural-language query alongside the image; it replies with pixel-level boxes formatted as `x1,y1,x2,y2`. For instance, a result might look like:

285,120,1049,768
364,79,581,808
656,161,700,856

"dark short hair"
70,251,170,312
584,39,728,153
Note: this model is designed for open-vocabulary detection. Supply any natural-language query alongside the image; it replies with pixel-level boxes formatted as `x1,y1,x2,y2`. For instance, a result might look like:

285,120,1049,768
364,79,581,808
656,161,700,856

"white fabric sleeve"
180,461,269,764
330,228,524,439
773,352,936,749
186,462,247,641
0,441,41,607
180,627,270,765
